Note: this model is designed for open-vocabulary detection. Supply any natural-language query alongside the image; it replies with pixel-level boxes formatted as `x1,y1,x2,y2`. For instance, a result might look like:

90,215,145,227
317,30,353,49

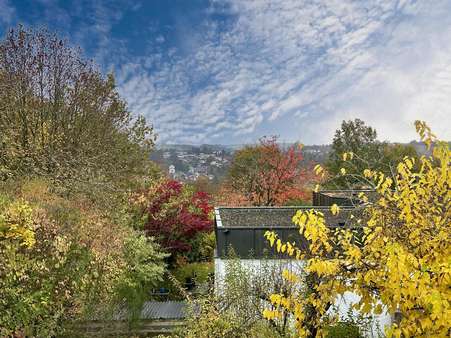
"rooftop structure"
214,190,375,259
312,189,377,206
214,206,357,258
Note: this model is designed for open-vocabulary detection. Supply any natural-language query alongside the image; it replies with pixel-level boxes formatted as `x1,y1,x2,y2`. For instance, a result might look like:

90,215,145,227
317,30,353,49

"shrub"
0,180,167,336
130,179,213,266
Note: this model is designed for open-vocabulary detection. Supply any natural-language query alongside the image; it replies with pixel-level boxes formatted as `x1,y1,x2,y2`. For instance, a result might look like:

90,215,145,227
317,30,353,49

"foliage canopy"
0,26,156,194
325,118,419,188
264,121,450,337
227,136,303,206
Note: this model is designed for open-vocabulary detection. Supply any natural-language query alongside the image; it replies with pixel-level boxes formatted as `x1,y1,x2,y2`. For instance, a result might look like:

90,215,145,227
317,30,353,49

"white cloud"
114,0,451,144
3,0,450,144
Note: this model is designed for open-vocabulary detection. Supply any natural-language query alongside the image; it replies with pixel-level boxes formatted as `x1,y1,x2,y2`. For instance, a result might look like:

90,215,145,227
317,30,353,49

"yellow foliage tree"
264,121,450,337
0,199,35,248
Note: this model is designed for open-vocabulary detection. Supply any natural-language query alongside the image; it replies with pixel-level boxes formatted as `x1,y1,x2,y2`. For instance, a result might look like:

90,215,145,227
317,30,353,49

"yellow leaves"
346,245,362,262
419,317,433,331
314,184,320,193
264,231,277,247
340,168,346,175
330,203,340,216
0,200,36,248
396,162,407,177
358,191,369,203
314,164,325,177
293,210,332,254
269,293,292,309
404,156,414,170
276,238,282,252
262,309,282,320
375,172,385,189
397,157,416,179
285,242,296,256
374,303,383,315
415,120,436,149
386,326,403,338
264,231,297,256
342,151,354,161
314,164,322,174
282,269,300,283
307,259,339,277
263,122,450,338
363,169,373,178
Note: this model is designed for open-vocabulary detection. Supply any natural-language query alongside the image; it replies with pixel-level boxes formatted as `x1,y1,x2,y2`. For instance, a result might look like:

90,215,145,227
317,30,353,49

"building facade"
213,191,391,336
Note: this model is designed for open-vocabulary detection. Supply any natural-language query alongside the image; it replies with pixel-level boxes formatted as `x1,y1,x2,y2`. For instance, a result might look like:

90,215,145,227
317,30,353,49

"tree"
191,175,220,196
0,26,155,192
227,136,303,206
263,121,450,337
0,26,166,336
325,119,384,187
382,143,419,173
130,179,213,265
325,119,420,189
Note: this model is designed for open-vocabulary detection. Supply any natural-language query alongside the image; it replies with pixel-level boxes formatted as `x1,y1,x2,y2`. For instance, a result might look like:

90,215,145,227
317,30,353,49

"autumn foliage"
227,136,306,206
264,121,450,337
131,179,213,261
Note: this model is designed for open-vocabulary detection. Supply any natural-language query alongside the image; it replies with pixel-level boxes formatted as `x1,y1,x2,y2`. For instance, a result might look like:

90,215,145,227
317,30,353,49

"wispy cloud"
116,0,451,144
2,0,451,144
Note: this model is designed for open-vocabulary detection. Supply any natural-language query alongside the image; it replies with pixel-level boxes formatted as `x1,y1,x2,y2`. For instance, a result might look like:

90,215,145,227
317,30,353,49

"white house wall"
214,258,392,337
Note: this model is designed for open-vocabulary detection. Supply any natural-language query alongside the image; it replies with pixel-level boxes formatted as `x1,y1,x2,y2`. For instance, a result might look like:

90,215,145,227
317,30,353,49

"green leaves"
0,26,156,194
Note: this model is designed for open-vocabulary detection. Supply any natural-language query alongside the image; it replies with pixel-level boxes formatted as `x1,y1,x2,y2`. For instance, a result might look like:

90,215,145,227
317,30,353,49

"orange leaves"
228,136,303,206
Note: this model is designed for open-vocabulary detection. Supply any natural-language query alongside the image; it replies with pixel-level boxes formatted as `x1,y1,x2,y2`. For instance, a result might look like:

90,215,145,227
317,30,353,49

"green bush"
186,231,216,262
326,321,362,338
0,180,168,336
173,262,214,285
114,235,167,322
0,197,92,337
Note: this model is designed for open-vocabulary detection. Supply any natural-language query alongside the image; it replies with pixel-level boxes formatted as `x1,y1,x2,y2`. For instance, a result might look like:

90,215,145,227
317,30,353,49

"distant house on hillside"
213,190,392,335
168,164,176,177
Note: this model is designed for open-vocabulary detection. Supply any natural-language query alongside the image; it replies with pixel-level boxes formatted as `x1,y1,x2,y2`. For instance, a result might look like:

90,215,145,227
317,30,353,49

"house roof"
214,205,365,258
140,301,188,320
111,301,189,321
313,190,378,207
215,206,355,228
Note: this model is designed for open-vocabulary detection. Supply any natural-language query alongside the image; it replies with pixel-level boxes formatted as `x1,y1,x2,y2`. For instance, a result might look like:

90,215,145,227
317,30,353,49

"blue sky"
1,0,450,145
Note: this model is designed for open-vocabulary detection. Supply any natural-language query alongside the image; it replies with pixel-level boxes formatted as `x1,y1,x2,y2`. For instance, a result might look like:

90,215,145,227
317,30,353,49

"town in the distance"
151,141,430,183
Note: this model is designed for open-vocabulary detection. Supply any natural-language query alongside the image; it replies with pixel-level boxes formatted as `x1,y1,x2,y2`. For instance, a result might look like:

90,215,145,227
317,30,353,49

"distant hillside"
150,145,234,182
151,140,442,182
151,143,331,182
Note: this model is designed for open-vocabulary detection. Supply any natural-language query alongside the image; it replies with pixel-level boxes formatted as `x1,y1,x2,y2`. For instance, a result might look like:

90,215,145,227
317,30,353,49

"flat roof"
215,206,356,228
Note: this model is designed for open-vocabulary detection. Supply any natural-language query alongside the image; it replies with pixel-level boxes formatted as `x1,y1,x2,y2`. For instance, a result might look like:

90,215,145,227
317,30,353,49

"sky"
1,0,451,145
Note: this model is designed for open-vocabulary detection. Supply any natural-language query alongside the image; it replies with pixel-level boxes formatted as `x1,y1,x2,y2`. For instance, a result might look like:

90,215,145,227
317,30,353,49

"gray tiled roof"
313,190,378,207
140,301,188,320
111,301,189,321
216,206,355,228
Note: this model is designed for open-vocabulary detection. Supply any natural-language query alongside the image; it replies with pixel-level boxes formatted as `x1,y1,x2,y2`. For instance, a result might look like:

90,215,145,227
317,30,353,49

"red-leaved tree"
227,136,304,206
130,179,213,262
